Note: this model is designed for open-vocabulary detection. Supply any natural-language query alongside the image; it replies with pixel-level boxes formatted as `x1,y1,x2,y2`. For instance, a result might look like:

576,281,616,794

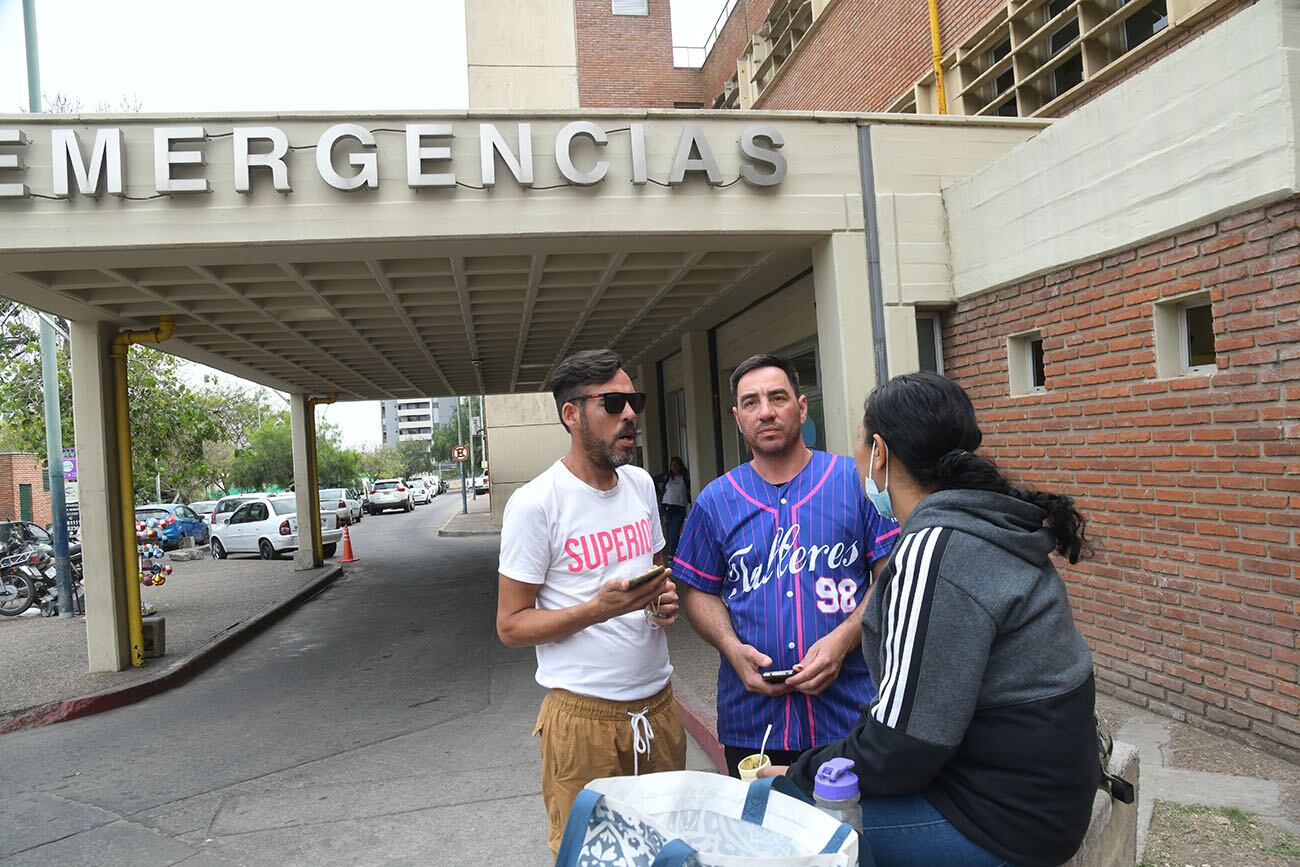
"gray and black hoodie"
788,489,1099,867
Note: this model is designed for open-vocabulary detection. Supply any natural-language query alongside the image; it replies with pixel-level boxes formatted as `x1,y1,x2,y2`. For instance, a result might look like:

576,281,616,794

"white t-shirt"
662,475,690,508
498,460,671,701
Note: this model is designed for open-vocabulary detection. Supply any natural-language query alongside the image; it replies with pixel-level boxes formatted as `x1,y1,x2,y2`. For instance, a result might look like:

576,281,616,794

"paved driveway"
0,495,560,866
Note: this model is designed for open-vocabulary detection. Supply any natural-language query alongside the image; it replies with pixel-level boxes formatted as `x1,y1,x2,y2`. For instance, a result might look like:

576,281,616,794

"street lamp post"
25,1,73,617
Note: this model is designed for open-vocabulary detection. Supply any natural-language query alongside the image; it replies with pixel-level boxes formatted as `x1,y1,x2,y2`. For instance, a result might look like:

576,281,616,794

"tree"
358,447,403,482
0,301,276,503
227,415,363,492
395,439,436,478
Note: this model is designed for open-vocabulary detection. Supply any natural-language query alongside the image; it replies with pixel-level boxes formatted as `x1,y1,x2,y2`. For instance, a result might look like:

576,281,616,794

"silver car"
367,479,413,514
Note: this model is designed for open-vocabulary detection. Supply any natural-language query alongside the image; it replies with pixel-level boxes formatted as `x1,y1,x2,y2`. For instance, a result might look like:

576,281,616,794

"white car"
209,494,343,561
407,478,431,506
320,487,363,525
367,479,413,514
189,500,218,525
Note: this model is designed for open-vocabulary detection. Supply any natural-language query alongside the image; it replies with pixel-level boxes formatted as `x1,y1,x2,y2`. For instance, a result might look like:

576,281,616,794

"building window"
1155,291,1216,376
674,102,705,109
915,312,944,374
613,0,648,15
1054,52,1085,97
1008,331,1047,396
1182,302,1215,369
1125,0,1169,49
892,0,1185,118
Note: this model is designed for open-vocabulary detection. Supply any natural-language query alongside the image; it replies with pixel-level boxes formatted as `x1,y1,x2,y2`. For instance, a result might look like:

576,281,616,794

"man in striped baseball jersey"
676,354,899,775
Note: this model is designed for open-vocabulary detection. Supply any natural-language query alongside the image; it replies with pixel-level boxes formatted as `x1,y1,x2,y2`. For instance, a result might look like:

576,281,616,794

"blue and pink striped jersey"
673,450,900,751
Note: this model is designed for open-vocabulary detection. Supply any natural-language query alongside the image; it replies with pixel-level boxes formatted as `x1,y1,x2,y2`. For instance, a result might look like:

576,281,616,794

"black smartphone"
761,669,796,683
625,565,666,590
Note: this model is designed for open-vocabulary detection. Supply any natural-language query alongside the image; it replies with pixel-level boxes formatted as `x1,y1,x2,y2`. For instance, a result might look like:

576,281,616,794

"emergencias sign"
0,122,788,199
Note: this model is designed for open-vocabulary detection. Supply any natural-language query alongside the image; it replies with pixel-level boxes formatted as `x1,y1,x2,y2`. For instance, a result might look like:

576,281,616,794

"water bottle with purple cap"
813,757,862,831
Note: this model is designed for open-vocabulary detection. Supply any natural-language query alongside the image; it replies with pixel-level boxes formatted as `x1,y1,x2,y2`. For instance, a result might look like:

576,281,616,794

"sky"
0,0,729,448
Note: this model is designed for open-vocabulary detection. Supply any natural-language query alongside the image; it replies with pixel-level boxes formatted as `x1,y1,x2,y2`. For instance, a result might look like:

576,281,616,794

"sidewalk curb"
0,564,345,737
437,508,499,538
673,676,727,774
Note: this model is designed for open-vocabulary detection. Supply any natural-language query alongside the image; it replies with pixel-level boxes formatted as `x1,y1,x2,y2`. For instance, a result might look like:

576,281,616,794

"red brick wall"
755,0,1004,111
942,199,1300,760
0,453,52,526
700,0,776,107
576,0,704,108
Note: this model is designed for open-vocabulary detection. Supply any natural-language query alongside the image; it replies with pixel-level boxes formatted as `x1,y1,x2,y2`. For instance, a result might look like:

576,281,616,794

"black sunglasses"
570,391,648,414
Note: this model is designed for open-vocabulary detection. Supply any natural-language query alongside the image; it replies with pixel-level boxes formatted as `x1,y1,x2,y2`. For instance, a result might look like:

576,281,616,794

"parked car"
135,503,211,550
367,478,413,514
189,500,218,525
473,473,490,495
209,494,343,561
407,478,431,506
320,488,363,526
212,494,256,528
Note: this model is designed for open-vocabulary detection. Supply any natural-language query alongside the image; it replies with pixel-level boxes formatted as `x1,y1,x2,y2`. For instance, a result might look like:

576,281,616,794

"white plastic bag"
555,771,861,867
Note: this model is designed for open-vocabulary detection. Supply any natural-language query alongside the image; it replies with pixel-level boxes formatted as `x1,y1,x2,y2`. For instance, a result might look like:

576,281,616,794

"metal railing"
703,0,742,56
672,0,741,67
673,45,707,67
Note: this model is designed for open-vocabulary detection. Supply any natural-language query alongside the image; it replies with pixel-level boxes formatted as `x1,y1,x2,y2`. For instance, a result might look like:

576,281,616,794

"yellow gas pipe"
306,393,337,564
111,315,175,667
928,0,947,115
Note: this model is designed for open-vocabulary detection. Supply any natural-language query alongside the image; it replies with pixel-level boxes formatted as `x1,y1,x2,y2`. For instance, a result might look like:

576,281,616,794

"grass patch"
1140,802,1300,867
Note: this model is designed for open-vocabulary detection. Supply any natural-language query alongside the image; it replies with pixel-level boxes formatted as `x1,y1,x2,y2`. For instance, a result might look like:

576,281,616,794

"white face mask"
864,440,895,521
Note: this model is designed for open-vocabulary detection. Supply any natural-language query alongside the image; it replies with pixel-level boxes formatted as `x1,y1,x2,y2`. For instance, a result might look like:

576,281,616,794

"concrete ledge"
1065,742,1140,867
0,564,345,736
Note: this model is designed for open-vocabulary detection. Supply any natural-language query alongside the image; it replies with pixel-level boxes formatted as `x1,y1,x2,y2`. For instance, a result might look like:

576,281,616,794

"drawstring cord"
627,707,655,776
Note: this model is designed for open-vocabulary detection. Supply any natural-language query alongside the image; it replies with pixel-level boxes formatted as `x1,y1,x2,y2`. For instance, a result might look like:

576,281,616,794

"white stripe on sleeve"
872,527,944,729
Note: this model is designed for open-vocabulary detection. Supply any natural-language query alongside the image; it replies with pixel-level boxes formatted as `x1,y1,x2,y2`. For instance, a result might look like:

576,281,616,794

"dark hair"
863,371,1089,563
729,353,801,403
546,349,628,431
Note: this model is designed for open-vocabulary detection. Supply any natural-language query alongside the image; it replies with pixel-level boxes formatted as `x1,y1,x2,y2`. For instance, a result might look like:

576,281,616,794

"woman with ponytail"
764,371,1099,866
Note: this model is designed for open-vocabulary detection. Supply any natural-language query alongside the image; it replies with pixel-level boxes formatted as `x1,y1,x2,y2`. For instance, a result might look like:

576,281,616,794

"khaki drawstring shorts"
534,682,687,854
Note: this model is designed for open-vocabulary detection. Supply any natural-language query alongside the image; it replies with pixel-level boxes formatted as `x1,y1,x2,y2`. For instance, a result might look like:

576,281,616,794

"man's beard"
746,420,802,458
579,411,637,470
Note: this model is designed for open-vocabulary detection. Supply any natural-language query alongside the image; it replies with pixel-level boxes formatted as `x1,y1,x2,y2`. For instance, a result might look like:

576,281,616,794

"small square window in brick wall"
940,197,1300,761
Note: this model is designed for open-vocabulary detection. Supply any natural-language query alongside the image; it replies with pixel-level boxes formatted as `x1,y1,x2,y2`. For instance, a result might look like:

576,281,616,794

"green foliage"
358,447,403,482
226,415,362,492
0,301,351,503
431,396,485,467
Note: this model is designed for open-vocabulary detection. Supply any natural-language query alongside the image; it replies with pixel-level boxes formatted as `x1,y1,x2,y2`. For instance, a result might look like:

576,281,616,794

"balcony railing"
673,45,707,68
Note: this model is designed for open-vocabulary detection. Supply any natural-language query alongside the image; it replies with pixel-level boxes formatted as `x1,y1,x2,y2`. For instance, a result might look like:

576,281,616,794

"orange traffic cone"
340,525,360,563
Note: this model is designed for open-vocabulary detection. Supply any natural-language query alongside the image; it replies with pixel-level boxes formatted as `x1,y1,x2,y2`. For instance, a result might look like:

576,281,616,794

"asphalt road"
0,493,558,866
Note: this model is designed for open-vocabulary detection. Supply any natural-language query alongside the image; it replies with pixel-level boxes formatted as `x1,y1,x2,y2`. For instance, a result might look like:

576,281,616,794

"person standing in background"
660,456,690,562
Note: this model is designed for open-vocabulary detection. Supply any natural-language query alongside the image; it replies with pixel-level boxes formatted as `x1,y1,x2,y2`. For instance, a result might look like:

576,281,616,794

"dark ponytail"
864,372,1090,563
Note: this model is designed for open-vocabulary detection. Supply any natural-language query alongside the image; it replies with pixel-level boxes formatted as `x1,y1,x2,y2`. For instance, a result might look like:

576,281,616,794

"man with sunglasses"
497,349,687,855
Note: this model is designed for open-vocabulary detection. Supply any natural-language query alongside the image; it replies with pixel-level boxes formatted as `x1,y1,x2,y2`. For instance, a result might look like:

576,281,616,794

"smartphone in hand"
624,565,666,590
760,669,796,683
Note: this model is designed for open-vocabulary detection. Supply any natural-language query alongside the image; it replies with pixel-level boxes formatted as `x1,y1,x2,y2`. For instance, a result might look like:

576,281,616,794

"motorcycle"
0,546,38,617
28,548,85,617
0,542,85,617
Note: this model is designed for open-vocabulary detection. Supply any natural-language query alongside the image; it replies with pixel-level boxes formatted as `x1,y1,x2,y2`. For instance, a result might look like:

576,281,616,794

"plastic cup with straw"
738,723,773,781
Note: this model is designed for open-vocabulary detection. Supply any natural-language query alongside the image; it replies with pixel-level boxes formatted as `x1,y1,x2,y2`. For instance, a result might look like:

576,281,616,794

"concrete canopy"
0,112,864,397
